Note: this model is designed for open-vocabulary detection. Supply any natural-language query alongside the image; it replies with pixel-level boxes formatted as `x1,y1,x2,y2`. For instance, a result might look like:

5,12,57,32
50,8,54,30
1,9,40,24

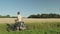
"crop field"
0,18,60,34
0,18,60,23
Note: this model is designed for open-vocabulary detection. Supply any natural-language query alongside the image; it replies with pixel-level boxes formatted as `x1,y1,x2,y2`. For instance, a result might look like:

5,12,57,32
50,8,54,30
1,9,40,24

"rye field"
0,18,60,34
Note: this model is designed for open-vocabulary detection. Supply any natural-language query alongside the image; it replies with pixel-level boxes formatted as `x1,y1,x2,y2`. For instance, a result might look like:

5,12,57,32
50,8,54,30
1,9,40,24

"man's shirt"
17,14,22,22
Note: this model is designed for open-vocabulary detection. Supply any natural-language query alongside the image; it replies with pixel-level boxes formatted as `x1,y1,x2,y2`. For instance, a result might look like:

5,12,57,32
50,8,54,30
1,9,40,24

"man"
16,11,25,31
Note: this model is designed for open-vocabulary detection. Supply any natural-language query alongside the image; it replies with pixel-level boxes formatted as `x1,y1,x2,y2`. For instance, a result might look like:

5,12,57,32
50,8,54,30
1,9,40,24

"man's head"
17,12,20,15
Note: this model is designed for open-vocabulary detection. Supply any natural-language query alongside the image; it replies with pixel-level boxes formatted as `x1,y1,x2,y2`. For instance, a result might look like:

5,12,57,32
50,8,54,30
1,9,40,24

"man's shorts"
15,22,24,27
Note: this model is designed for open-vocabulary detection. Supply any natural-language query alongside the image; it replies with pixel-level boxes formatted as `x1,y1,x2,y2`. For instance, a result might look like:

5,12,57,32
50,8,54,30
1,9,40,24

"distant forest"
0,13,60,18
0,15,17,18
28,13,60,18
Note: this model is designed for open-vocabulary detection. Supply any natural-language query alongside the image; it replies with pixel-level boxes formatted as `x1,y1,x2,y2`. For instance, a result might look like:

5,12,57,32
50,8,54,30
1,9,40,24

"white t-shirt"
17,14,22,22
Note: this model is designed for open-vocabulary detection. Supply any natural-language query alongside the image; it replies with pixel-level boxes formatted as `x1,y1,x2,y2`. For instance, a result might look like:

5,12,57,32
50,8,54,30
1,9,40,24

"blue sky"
0,0,60,17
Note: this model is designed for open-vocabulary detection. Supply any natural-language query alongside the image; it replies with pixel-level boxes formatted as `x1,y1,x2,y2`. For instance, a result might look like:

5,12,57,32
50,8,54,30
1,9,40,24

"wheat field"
0,18,60,23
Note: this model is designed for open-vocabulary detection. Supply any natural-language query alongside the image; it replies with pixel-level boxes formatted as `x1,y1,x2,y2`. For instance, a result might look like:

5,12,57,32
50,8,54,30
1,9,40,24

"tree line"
0,13,60,18
0,15,17,18
28,13,60,18
0,15,10,18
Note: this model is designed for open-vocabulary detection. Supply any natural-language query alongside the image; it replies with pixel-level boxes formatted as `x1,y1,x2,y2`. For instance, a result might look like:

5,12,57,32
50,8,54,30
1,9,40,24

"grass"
0,22,60,34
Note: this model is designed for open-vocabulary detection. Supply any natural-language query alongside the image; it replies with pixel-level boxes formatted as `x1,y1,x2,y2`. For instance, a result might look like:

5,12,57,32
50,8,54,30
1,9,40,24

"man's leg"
19,26,25,30
16,26,19,31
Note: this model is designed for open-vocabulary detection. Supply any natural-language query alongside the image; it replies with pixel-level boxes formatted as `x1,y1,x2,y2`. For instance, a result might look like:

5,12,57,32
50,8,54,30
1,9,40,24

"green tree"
28,13,60,18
